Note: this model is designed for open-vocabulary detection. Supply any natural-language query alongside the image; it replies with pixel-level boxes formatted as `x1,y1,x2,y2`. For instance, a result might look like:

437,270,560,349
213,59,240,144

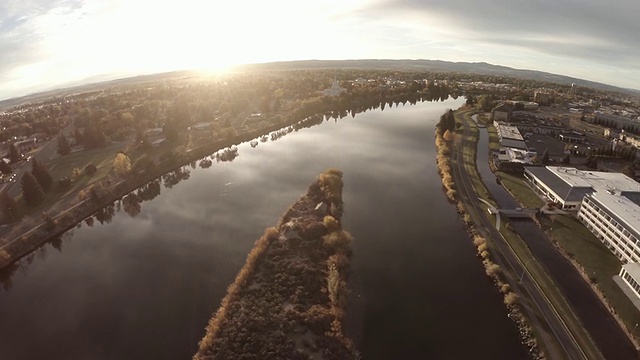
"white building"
524,166,640,210
578,191,640,263
495,121,528,150
619,264,640,305
323,80,346,97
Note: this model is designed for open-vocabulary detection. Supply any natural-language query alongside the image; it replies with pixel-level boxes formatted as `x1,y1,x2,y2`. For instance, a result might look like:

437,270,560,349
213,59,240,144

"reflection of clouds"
0,98,471,358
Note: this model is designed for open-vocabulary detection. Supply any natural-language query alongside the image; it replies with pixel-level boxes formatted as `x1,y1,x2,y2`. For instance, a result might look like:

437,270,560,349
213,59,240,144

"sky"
1,0,639,100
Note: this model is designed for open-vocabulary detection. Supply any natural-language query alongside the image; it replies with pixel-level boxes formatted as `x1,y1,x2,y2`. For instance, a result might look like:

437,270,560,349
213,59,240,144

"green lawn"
487,125,500,151
496,172,545,208
454,109,496,207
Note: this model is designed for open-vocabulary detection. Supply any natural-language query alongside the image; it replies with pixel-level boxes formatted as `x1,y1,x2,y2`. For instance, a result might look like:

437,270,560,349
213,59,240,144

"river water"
0,98,528,360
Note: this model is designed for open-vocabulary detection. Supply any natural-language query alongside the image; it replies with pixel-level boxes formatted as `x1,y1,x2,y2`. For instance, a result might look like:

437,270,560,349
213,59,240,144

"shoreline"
193,169,356,359
0,117,315,271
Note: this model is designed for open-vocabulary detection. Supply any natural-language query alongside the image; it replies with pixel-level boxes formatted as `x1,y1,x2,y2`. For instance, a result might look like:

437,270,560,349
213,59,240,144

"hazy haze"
1,0,639,100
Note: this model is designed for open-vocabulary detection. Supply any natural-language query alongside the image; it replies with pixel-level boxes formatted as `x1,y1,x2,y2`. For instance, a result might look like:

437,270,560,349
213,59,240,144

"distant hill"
240,59,639,95
2,59,637,109
0,70,197,110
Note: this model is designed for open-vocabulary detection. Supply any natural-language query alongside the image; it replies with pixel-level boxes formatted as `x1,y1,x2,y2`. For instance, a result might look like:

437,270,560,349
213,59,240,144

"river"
0,98,528,360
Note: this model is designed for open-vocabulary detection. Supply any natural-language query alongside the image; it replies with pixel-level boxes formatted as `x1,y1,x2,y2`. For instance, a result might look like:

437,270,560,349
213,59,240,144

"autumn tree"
57,134,71,155
113,152,132,175
31,159,53,192
21,172,45,206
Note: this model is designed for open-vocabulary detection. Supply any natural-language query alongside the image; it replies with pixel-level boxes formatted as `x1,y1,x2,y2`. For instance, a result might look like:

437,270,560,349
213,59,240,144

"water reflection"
0,97,527,360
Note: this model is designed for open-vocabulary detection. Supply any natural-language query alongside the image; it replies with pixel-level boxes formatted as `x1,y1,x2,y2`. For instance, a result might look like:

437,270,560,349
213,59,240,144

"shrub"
504,292,519,305
484,261,501,277
323,216,340,232
323,231,352,251
501,284,511,294
85,164,98,176
318,169,343,204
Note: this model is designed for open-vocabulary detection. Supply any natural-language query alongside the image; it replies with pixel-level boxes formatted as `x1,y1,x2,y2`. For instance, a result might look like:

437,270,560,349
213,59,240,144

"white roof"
622,263,640,282
590,191,640,236
497,123,523,140
548,166,640,193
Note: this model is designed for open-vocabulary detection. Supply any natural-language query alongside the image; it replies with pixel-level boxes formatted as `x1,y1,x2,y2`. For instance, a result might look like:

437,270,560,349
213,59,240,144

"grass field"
487,124,501,151
496,172,545,208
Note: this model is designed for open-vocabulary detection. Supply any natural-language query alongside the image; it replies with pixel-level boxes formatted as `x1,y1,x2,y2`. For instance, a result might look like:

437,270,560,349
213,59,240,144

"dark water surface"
0,99,528,360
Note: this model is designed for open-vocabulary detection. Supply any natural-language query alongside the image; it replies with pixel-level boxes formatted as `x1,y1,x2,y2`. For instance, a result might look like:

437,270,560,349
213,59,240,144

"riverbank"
452,108,615,359
194,169,356,359
436,107,545,359
0,113,343,271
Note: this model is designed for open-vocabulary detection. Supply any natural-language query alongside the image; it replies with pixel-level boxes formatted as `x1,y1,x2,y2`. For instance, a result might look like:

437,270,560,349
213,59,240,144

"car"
536,139,544,143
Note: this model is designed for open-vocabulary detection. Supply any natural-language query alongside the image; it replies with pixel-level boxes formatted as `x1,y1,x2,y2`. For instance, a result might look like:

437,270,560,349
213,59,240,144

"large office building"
524,166,640,304
619,264,640,306
578,191,640,263
524,166,640,210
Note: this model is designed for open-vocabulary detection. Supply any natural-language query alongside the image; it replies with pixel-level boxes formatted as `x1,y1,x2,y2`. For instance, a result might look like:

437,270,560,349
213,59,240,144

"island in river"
194,169,356,360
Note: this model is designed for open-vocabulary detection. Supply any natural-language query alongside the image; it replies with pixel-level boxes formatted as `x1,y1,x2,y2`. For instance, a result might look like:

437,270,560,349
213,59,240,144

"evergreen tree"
21,172,45,206
83,121,107,149
0,161,11,174
57,134,71,155
74,128,83,146
437,109,456,136
541,149,550,164
0,192,18,222
8,143,20,164
31,159,53,191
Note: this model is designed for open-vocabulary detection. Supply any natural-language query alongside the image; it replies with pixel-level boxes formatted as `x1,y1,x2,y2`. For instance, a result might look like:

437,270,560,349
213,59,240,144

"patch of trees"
194,170,355,360
436,109,455,136
587,144,636,160
57,134,71,155
21,159,54,206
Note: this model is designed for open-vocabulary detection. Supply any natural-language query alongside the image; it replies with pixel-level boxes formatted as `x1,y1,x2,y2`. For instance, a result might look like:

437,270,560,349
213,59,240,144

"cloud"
354,0,640,87
0,0,91,97
1,0,639,100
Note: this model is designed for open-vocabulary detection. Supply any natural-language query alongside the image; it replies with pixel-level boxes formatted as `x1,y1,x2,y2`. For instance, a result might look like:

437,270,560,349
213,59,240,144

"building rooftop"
547,167,640,193
526,166,595,202
496,123,523,140
493,103,514,113
500,138,528,150
590,191,640,237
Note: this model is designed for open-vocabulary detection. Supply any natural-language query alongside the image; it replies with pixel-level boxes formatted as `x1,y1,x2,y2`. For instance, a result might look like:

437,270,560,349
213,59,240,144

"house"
491,103,513,122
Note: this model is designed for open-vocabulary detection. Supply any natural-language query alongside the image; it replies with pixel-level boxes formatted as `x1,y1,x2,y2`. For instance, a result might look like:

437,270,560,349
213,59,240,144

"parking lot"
524,133,568,159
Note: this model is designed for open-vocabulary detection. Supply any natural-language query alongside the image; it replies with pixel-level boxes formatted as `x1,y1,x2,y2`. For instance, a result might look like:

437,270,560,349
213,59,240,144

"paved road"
451,111,589,360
